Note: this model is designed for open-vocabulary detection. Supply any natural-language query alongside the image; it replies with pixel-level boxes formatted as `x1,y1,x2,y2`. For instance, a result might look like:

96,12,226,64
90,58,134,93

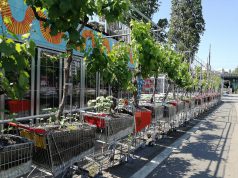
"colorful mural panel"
0,0,134,66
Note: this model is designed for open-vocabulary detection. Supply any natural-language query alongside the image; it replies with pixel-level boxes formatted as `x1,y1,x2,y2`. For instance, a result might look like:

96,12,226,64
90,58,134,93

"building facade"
0,0,134,119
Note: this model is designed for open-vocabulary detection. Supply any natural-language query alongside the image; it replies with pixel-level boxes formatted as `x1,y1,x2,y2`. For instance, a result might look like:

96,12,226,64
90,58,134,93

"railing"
0,107,94,124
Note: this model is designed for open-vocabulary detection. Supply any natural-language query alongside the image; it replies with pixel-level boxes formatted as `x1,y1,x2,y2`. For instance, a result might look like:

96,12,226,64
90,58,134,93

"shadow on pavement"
147,157,191,178
106,101,228,178
146,101,234,178
189,171,214,178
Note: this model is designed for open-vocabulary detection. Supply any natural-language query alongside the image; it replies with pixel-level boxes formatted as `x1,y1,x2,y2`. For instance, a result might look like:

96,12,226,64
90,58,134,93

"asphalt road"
145,94,238,178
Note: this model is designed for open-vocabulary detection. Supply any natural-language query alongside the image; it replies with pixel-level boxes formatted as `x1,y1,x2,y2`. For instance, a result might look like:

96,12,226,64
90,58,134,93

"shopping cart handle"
8,122,47,135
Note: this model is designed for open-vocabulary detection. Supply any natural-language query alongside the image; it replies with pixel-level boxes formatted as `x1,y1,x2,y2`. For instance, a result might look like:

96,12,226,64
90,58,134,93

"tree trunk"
163,81,172,101
172,83,176,100
110,85,119,114
133,78,139,108
151,74,158,103
55,48,73,120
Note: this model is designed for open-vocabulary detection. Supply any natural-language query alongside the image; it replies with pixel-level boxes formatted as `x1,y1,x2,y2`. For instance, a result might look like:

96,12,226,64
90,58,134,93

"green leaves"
168,0,205,62
0,35,34,99
84,32,132,95
3,16,12,25
84,32,108,75
107,42,132,91
59,0,72,13
15,43,22,53
130,21,193,92
22,33,30,39
131,21,160,78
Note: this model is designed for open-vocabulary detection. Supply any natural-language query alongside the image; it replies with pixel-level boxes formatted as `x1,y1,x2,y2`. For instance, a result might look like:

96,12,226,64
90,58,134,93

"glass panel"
100,77,109,97
65,58,81,110
85,70,96,106
39,51,60,114
119,90,132,100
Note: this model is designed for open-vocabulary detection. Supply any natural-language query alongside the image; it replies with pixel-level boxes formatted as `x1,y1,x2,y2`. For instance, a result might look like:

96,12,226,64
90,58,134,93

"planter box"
178,101,185,113
134,109,152,133
19,124,96,176
182,100,190,112
0,134,33,178
6,100,30,113
195,97,203,106
190,99,195,109
84,113,134,143
140,104,164,121
168,101,184,113
163,104,176,118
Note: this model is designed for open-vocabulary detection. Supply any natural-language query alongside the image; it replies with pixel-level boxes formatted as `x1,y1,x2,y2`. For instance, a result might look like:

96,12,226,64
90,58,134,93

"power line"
129,4,159,28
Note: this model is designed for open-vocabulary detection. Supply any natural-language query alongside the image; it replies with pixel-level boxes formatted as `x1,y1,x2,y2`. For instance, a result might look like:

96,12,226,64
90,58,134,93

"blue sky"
153,0,238,71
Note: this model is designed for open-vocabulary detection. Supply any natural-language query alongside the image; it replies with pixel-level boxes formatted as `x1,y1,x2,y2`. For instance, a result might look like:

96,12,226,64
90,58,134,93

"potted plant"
84,35,134,143
0,31,35,178
0,134,33,178
9,117,96,177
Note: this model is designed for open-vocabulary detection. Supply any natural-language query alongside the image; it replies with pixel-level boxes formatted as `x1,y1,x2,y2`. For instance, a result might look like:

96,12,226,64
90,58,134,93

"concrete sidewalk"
145,95,238,178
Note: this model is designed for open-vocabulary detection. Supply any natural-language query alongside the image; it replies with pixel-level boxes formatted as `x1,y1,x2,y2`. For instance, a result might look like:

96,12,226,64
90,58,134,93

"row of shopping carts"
0,93,221,178
75,93,221,177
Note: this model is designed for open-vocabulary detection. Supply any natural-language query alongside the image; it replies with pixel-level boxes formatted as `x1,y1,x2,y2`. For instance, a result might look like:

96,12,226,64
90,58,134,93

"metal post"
0,52,4,131
98,72,101,97
162,76,165,93
70,83,73,115
200,61,202,94
96,72,98,97
96,72,100,97
36,48,41,116
59,57,63,103
108,85,112,96
221,72,224,96
0,94,4,131
189,55,191,73
30,56,35,124
80,58,86,108
104,20,107,33
62,83,73,116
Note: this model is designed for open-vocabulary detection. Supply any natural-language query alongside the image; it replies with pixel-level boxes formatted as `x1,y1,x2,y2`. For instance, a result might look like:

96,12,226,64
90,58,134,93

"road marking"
130,119,206,178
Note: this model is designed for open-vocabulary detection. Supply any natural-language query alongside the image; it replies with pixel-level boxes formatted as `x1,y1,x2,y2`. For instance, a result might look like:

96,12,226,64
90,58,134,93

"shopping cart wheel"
57,167,73,178
94,171,103,178
119,155,133,164
126,155,134,163
74,167,89,178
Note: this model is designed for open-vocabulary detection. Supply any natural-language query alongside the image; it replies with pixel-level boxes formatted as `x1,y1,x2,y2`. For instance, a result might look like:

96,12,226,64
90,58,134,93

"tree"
156,18,168,43
85,33,132,96
107,42,132,96
201,70,208,93
193,66,202,92
25,0,130,120
232,67,238,74
131,21,160,107
122,0,160,25
130,0,160,19
168,0,205,62
0,33,35,99
212,75,221,92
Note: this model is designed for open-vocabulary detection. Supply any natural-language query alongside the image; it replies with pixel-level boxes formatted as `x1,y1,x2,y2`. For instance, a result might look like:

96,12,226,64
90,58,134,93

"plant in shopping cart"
130,21,160,106
0,134,33,177
86,40,133,113
107,42,133,96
